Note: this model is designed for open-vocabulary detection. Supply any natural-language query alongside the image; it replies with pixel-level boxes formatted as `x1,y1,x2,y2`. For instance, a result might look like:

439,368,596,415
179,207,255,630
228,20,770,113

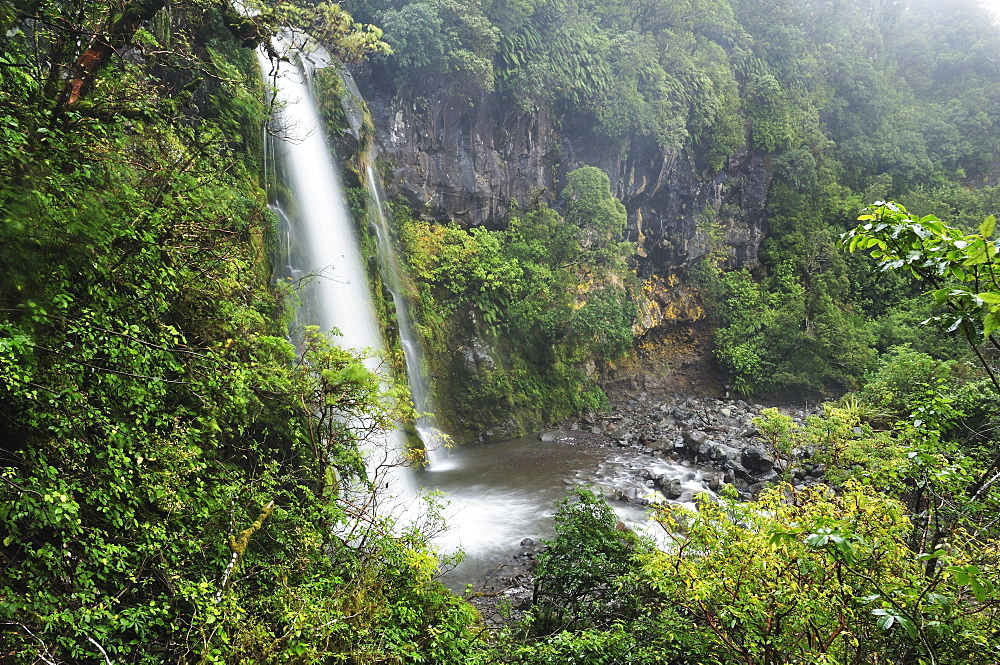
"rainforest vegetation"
347,0,1000,414
2,0,1000,663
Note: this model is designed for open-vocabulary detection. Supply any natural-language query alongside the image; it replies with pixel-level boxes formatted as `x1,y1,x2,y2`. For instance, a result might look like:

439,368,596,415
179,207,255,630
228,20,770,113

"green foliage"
646,482,1000,664
376,0,500,91
713,261,874,397
347,1,1000,419
531,488,647,634
854,345,962,430
844,202,1000,342
397,168,635,438
0,5,476,663
507,425,1000,663
563,166,627,251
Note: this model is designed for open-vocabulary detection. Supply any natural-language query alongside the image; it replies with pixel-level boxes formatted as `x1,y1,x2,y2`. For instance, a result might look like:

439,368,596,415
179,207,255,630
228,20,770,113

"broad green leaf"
979,214,996,238
984,310,1000,338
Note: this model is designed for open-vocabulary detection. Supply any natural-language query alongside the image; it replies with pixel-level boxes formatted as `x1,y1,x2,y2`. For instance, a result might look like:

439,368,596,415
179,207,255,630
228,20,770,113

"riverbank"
465,390,828,626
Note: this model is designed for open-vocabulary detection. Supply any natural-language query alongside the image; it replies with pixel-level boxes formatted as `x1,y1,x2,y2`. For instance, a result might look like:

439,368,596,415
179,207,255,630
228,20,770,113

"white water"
331,67,452,470
257,37,413,508
363,167,454,469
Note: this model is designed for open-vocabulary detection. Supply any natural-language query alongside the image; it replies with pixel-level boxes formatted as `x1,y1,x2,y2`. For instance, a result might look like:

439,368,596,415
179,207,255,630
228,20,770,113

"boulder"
724,458,751,481
645,437,671,451
742,445,775,473
657,478,683,500
684,429,710,450
755,469,779,484
711,443,740,463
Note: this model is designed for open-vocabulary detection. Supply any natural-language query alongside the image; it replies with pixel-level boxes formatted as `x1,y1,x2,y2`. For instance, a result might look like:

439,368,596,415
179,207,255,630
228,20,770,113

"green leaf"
984,310,1000,338
980,215,996,238
971,578,989,603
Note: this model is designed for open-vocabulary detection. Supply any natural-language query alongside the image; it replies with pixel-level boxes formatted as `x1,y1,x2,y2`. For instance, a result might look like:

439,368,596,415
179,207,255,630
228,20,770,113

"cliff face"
354,74,773,434
360,79,771,284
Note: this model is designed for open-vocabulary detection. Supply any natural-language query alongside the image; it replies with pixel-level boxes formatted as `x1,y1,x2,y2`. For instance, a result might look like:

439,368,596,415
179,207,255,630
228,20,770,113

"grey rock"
742,445,775,472
711,443,740,463
645,438,672,451
659,478,683,500
724,459,751,481
684,429,710,450
755,469,780,484
607,427,631,442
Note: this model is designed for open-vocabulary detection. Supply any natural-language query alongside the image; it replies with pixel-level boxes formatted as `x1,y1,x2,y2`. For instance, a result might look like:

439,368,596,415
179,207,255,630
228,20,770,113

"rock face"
357,76,770,275
351,73,773,439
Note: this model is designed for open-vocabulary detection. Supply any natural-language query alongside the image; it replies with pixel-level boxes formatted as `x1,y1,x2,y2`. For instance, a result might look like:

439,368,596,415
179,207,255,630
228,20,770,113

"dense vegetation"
345,0,1000,409
0,1,478,662
395,167,635,439
477,205,1000,663
3,0,1000,663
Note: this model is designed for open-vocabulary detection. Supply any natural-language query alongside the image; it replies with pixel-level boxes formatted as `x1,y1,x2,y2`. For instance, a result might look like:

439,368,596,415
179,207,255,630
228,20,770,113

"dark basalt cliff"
350,73,775,433
358,78,771,284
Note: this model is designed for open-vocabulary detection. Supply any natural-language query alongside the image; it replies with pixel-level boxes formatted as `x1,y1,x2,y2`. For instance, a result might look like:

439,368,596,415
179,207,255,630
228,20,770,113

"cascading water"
363,167,454,469
333,69,452,469
256,36,413,505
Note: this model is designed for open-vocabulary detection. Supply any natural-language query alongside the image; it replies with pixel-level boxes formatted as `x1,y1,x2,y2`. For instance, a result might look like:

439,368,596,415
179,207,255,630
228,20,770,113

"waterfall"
362,166,454,470
327,67,453,469
256,36,413,505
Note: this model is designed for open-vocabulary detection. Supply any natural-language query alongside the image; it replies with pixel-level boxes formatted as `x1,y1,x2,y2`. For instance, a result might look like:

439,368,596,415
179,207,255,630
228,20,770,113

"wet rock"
724,458,751,481
755,469,779,484
684,429,710,450
711,443,740,463
607,427,631,442
645,437,671,451
742,446,775,473
657,478,683,500
538,429,568,442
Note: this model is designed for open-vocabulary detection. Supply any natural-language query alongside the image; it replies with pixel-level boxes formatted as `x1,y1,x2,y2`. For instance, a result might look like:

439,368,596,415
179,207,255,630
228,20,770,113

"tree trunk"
64,0,166,105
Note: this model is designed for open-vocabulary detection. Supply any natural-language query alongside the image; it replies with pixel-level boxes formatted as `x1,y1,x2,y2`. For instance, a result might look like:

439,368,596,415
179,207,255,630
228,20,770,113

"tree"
842,202,1000,391
0,0,387,111
562,166,627,254
0,4,475,663
530,488,648,635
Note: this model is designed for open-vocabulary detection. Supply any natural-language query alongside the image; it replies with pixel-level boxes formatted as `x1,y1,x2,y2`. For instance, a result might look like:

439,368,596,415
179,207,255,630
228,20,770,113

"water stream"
363,167,453,469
